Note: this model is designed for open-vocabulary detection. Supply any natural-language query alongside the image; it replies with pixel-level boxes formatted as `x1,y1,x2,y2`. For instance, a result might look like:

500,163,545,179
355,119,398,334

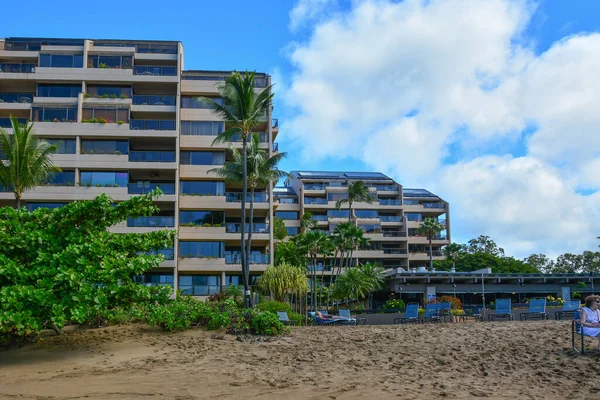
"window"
37,84,80,98
26,203,68,211
81,140,129,155
144,248,175,260
359,224,381,233
45,139,76,154
180,181,225,196
278,197,298,204
87,55,132,69
286,227,299,235
327,209,349,218
181,96,223,109
39,54,83,68
178,242,224,258
133,274,174,287
327,192,348,201
180,151,225,165
80,171,128,187
180,121,224,136
87,86,132,98
405,213,422,221
179,211,225,226
275,211,298,220
82,107,129,123
45,171,75,186
178,275,221,296
355,210,379,218
32,107,77,122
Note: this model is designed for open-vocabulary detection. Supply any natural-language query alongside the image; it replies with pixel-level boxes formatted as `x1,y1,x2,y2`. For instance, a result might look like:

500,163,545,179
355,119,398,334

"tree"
258,263,308,302
417,217,445,270
198,72,273,309
299,231,332,310
467,235,505,257
355,263,386,309
334,263,384,308
335,180,374,223
442,243,466,270
273,217,288,243
581,251,600,273
524,254,554,273
435,252,540,273
300,211,317,233
0,118,61,208
0,190,175,345
551,253,583,273
274,239,307,267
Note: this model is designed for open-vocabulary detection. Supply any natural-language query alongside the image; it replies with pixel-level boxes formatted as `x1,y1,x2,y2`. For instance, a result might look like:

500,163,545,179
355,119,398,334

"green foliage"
249,311,287,336
334,180,374,222
274,240,307,267
258,263,308,302
0,190,175,345
274,217,288,242
256,301,292,314
384,299,405,309
434,250,540,273
437,295,462,310
334,263,385,302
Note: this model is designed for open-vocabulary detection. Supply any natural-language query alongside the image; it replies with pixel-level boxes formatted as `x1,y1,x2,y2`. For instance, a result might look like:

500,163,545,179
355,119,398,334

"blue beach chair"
572,309,596,354
339,309,366,325
276,311,298,325
309,311,353,326
520,298,549,320
438,302,452,322
555,300,581,320
394,303,420,324
420,303,442,323
488,298,514,321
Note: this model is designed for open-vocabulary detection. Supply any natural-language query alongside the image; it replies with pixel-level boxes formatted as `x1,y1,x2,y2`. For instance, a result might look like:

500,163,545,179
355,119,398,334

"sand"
0,320,599,400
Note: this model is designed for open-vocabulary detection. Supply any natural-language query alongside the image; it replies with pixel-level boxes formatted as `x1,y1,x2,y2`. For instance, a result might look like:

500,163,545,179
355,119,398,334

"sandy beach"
0,320,598,399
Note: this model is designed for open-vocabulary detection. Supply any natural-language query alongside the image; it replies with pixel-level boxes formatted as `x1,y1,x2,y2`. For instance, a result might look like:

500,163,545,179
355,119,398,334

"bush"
437,295,462,310
418,308,426,316
384,299,405,309
250,311,287,336
256,301,292,314
288,311,304,326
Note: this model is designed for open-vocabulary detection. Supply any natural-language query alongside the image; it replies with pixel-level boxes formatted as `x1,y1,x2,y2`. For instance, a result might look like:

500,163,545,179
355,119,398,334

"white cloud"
281,0,600,258
289,0,338,32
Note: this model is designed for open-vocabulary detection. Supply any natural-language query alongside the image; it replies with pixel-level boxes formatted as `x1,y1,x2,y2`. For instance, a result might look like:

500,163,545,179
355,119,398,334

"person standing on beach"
580,295,600,350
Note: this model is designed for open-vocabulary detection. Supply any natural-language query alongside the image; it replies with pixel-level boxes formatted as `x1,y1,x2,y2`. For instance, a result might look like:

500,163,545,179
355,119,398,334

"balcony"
0,117,27,128
131,95,177,113
0,63,36,73
130,119,176,131
225,253,269,265
127,182,175,195
304,184,325,191
127,216,175,228
225,223,269,234
225,192,268,203
383,248,408,255
133,65,177,76
129,151,175,163
305,198,328,205
373,185,398,192
311,215,328,221
380,216,402,222
379,199,401,206
0,93,34,107
382,231,407,238
273,142,279,152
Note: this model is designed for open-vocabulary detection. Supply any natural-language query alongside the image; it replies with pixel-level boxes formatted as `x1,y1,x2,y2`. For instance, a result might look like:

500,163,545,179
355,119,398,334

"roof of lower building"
289,171,392,181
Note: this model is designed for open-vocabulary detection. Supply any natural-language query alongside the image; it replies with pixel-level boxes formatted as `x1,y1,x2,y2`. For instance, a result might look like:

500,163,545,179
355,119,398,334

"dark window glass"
181,96,223,109
180,151,225,165
80,171,128,187
327,193,348,201
327,209,349,218
37,84,80,97
286,227,299,235
178,242,224,258
355,210,379,218
275,211,298,220
178,275,221,296
179,211,225,226
180,181,225,196
26,203,68,211
81,140,128,155
39,54,83,68
405,213,422,221
45,171,75,186
32,107,77,122
45,139,76,154
180,121,224,135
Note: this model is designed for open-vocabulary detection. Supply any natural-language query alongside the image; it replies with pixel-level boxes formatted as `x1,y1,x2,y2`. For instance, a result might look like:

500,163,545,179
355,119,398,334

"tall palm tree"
442,242,466,271
0,118,60,208
300,231,332,310
209,133,286,304
198,71,273,308
335,180,374,223
355,263,386,309
417,217,445,270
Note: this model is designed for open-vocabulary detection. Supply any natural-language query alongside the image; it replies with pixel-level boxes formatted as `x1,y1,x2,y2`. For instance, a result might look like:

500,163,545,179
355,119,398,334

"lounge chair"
555,300,581,320
276,311,298,325
488,298,514,321
339,309,366,325
309,312,354,326
420,303,442,323
393,302,420,324
520,298,549,320
572,309,595,354
437,301,452,322
459,305,484,322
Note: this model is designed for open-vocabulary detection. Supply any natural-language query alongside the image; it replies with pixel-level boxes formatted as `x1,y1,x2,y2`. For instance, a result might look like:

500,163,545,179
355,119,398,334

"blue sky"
2,0,599,258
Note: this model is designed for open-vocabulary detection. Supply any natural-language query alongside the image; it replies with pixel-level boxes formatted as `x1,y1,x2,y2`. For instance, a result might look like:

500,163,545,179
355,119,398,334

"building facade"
0,37,278,296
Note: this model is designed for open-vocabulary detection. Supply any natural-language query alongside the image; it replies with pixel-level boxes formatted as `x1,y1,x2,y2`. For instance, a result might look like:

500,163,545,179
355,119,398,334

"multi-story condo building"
0,37,278,296
275,171,450,273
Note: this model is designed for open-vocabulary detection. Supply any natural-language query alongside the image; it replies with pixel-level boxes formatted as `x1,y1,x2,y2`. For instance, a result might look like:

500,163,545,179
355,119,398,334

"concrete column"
221,271,226,292
77,92,83,123
267,75,274,266
83,40,90,69
75,167,80,186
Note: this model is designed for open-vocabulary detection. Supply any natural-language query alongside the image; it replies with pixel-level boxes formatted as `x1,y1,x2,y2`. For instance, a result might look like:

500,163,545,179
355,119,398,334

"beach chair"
555,300,581,320
438,302,452,322
459,305,484,322
488,298,514,321
393,303,420,324
520,298,549,320
339,309,366,325
420,303,442,323
309,312,354,326
276,311,298,326
572,309,595,354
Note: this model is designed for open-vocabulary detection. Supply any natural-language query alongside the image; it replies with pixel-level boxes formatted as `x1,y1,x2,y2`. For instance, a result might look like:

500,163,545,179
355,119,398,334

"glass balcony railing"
380,216,402,222
312,215,329,221
225,192,268,202
305,198,328,205
127,182,175,195
373,185,397,191
225,253,269,265
382,231,407,237
0,118,27,128
383,248,408,255
127,216,175,227
147,248,175,260
273,142,279,152
132,95,176,106
180,285,221,296
130,120,176,131
0,93,34,103
133,66,177,76
0,64,36,73
128,151,175,162
305,184,325,190
423,203,445,209
379,199,402,205
225,223,269,233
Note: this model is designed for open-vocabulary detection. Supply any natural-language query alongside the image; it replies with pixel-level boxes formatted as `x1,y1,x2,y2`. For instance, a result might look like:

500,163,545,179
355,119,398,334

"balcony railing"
379,199,401,205
0,93,34,103
273,118,278,128
382,231,407,237
411,251,444,257
225,253,269,265
180,285,221,296
133,66,177,76
128,151,175,163
0,118,27,128
132,95,176,106
305,184,325,190
305,198,328,205
130,120,176,131
225,192,268,202
410,234,448,240
145,248,175,260
273,142,279,152
423,203,445,209
312,215,329,221
383,248,408,255
127,216,175,227
226,223,269,233
373,185,397,191
380,216,402,222
128,182,175,195
0,64,36,73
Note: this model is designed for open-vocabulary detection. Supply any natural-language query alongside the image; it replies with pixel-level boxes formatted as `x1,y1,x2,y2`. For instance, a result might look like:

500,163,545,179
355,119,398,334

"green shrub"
250,311,287,336
384,299,405,309
288,311,304,326
418,308,426,316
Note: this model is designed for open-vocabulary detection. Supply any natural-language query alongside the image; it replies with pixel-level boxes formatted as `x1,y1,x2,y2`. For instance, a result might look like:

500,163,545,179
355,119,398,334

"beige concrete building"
0,37,278,296
277,172,450,273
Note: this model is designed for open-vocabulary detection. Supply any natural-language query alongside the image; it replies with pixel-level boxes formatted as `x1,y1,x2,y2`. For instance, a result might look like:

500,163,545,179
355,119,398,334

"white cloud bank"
284,0,600,258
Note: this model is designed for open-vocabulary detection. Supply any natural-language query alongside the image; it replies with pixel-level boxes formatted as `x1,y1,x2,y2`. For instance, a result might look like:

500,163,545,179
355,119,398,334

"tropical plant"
300,211,317,233
334,263,384,307
274,239,307,267
274,217,288,243
442,242,466,270
0,118,61,207
257,263,308,302
416,217,445,270
334,180,374,223
198,72,274,308
299,231,332,310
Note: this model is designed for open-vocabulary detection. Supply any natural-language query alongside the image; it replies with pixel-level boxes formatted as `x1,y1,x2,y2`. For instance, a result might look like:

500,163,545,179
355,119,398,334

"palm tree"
0,118,60,208
355,263,386,309
335,180,374,223
417,217,445,270
300,211,317,233
274,217,287,243
442,242,466,271
198,71,274,308
299,231,332,310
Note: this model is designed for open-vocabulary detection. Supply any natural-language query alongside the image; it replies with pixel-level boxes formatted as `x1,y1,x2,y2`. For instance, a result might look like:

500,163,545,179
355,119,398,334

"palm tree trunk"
312,255,317,311
429,237,433,270
241,134,249,308
246,185,256,288
15,193,21,209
